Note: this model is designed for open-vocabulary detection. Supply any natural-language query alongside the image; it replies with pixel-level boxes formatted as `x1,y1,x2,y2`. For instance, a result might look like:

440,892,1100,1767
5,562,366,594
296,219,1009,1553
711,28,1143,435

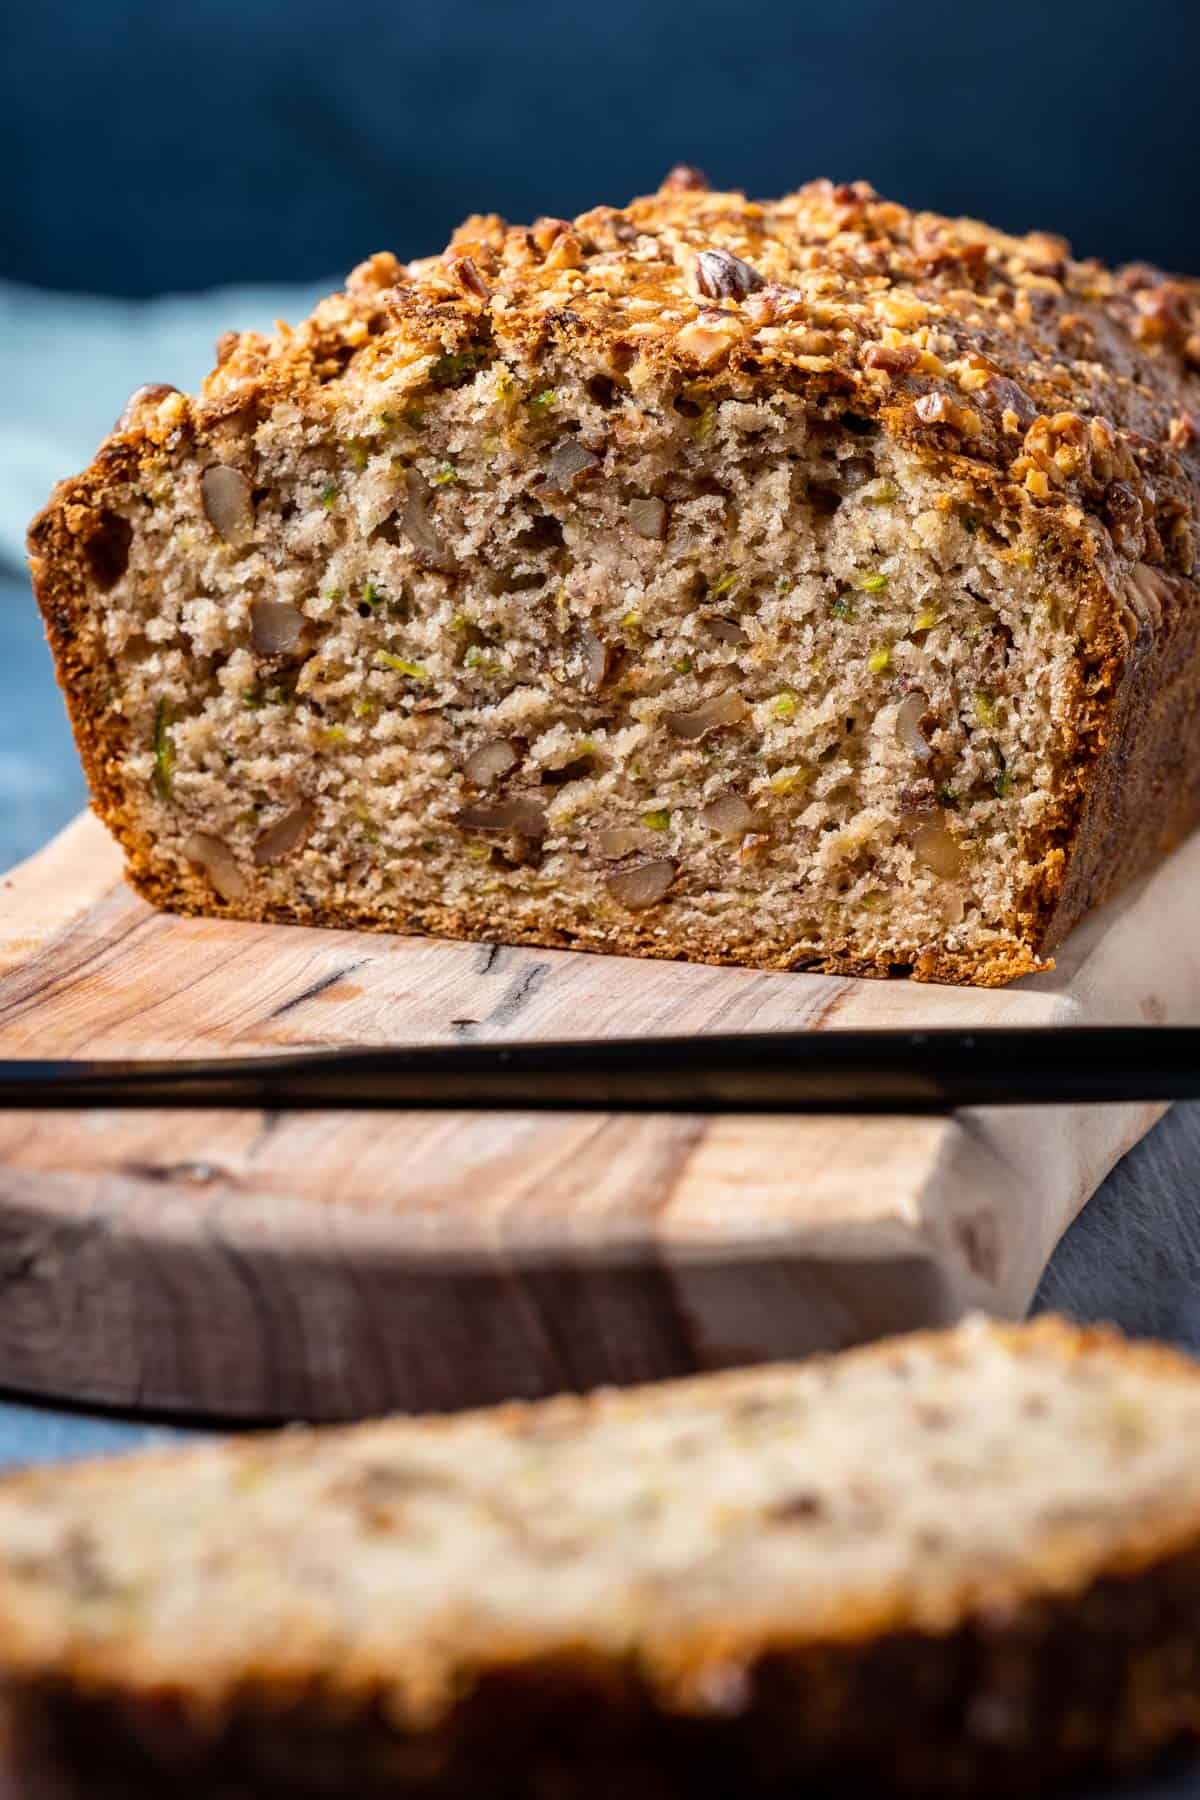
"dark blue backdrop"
3,0,1197,296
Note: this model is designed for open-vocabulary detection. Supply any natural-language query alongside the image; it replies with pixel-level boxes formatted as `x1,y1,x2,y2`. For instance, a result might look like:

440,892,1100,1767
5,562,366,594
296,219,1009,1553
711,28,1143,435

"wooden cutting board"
0,811,1194,1423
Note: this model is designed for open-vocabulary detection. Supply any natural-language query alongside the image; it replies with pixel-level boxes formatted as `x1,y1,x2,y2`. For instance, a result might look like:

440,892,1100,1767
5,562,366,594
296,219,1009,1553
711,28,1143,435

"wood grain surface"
0,811,1194,1423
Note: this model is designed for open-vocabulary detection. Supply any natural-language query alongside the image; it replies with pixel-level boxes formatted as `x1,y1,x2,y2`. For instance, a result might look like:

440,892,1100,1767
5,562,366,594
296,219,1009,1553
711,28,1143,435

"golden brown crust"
8,1571,1200,1799
4,1320,1200,1794
26,175,1200,985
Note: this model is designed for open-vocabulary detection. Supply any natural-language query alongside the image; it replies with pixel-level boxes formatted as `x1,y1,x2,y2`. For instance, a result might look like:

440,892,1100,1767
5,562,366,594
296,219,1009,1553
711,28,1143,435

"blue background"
4,0,1199,297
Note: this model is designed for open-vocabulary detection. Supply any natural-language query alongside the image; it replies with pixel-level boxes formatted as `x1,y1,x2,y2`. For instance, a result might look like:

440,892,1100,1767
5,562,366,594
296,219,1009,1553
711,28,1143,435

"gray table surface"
1,572,1198,1796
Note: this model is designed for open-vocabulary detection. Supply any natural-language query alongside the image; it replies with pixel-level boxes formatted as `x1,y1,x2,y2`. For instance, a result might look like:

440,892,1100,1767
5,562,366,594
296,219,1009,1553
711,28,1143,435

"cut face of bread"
4,1319,1200,1795
28,176,1200,984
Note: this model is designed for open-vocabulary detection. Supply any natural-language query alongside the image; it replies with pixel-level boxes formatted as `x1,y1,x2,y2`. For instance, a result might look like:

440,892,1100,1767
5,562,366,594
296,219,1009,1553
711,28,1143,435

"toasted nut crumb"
675,315,743,367
346,251,405,295
661,164,709,192
1168,411,1197,449
863,344,919,375
912,393,982,436
115,383,181,432
528,217,572,257
445,254,490,302
1104,481,1145,552
694,248,764,303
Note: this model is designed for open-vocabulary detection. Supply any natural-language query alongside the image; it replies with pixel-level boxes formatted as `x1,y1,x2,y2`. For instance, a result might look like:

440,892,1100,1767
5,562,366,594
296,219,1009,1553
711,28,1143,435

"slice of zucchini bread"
5,1318,1200,1796
28,172,1200,984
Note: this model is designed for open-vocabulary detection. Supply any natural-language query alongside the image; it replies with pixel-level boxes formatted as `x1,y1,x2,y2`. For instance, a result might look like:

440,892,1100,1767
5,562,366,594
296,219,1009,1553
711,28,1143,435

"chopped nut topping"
1168,411,1197,450
115,383,180,432
660,164,709,192
862,344,919,375
983,376,1040,431
528,217,572,257
911,393,982,436
345,250,405,295
694,248,764,303
187,172,1198,580
445,254,490,303
674,314,744,366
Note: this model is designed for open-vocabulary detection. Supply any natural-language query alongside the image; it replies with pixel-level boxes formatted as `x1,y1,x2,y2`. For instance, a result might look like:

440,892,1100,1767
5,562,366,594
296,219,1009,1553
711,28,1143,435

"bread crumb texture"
27,174,1200,984
4,1319,1200,1794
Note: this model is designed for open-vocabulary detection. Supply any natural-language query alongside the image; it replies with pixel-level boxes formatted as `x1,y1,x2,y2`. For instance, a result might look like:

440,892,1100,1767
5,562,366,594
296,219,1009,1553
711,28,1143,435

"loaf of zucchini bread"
28,172,1200,984
4,1318,1200,1795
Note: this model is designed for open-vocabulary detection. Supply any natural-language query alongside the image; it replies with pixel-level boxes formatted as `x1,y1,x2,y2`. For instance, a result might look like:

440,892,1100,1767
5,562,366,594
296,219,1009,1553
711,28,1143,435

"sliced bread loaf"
3,1317,1200,1794
27,175,1200,986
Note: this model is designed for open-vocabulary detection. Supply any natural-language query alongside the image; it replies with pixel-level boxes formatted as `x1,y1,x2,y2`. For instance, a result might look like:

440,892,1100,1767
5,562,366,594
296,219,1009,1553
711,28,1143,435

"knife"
0,1026,1195,1112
